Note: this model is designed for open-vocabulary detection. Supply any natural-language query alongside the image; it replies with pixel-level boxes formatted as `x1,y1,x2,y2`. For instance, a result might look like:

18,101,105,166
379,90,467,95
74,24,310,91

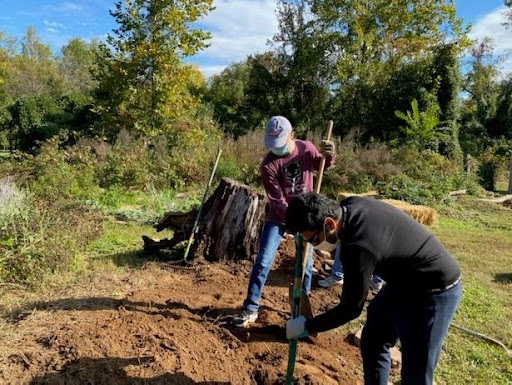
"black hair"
285,193,341,234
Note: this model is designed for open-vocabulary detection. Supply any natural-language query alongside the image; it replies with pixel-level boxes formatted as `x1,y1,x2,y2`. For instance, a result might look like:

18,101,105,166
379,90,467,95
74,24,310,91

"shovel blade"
288,285,317,339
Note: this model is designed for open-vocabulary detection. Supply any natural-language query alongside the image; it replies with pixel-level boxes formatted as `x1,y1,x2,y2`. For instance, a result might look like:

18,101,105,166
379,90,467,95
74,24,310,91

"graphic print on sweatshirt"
284,160,304,195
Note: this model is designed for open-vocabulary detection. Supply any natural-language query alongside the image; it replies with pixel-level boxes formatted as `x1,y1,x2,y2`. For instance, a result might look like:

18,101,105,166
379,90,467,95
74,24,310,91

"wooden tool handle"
314,120,333,193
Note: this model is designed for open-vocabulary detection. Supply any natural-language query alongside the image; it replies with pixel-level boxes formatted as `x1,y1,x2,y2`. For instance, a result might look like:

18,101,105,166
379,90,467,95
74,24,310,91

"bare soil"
0,238,366,384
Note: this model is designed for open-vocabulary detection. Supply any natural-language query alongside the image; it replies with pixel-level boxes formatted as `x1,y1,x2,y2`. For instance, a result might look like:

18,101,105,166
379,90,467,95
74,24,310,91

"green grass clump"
0,178,101,287
431,197,512,384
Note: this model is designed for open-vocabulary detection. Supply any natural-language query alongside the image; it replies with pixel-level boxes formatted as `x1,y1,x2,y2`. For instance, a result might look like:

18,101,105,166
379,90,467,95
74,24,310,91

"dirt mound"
0,238,363,384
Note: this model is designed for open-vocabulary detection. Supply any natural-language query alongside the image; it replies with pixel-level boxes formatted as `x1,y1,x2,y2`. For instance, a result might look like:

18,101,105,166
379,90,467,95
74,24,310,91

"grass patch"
85,188,203,269
431,197,512,384
88,220,176,269
86,186,202,225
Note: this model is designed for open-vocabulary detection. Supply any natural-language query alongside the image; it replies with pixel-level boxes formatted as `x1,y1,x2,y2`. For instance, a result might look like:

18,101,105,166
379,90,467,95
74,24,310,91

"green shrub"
377,174,434,205
98,130,152,189
0,178,100,286
165,108,223,185
477,144,511,192
321,132,402,198
203,130,265,187
377,149,483,204
96,185,137,210
7,95,61,152
27,136,101,201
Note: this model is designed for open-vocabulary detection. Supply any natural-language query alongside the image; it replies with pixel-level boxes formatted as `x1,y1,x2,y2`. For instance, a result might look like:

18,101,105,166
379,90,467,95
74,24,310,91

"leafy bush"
378,149,483,205
7,95,61,152
377,173,432,204
0,178,100,286
216,130,266,187
166,108,224,186
321,131,402,197
477,141,512,192
27,136,101,201
98,130,153,189
395,98,443,150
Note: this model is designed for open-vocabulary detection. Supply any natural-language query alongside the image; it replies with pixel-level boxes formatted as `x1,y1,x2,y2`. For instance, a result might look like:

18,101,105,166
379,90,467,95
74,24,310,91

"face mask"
313,223,340,252
271,144,289,156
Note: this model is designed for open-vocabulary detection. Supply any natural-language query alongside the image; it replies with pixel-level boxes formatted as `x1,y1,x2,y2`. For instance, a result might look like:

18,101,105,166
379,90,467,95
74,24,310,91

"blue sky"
1,0,511,77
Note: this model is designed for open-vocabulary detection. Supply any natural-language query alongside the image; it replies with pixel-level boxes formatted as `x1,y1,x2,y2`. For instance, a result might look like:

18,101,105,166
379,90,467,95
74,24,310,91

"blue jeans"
243,221,314,313
361,281,463,385
331,246,344,280
331,248,383,286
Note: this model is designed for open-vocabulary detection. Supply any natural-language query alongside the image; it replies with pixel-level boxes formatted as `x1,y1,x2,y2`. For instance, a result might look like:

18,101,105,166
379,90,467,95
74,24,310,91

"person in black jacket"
284,193,462,385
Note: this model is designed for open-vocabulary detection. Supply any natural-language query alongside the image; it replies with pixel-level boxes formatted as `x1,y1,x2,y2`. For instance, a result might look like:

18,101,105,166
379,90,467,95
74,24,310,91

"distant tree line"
0,0,510,189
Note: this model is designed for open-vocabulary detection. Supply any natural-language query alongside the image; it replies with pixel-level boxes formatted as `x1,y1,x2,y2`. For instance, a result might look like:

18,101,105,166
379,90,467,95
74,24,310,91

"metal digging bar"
285,120,333,384
182,148,222,263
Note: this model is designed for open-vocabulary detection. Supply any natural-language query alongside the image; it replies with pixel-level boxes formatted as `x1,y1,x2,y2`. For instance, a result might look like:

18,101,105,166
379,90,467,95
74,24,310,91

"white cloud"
469,5,512,74
39,32,72,53
58,2,84,13
44,20,65,29
44,2,85,13
195,0,279,69
196,64,229,78
45,28,58,34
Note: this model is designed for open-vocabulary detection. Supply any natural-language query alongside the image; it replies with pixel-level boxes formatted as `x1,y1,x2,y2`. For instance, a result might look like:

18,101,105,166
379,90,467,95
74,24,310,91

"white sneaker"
369,276,384,292
231,309,258,328
318,276,343,288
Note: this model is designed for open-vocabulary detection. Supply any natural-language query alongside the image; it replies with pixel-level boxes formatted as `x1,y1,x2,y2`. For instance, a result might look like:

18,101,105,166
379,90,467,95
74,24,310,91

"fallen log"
479,194,512,204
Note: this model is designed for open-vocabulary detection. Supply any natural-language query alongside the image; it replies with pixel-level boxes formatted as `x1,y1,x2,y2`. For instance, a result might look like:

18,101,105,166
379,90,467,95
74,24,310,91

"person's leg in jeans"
370,275,384,292
302,242,314,295
392,282,463,385
331,246,344,280
361,285,399,385
318,246,344,287
242,221,284,313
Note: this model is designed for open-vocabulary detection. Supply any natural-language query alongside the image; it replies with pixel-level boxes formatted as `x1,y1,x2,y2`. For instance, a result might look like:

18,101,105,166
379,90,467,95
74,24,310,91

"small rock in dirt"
314,249,332,259
390,347,402,368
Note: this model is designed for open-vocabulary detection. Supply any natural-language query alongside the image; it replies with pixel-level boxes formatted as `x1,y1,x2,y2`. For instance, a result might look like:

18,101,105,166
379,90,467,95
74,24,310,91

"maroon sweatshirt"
261,139,335,226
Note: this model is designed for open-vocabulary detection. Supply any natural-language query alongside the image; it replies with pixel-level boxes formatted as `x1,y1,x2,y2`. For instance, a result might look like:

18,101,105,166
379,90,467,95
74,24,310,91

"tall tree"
0,32,11,147
502,1,512,193
204,61,251,136
459,39,499,156
60,38,98,94
242,53,288,131
93,0,213,139
432,43,462,157
271,0,332,129
308,0,469,139
6,27,62,98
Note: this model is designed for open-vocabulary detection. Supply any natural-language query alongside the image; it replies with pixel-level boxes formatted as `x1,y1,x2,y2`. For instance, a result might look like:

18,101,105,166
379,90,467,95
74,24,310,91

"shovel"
182,148,222,263
288,120,333,315
285,120,333,385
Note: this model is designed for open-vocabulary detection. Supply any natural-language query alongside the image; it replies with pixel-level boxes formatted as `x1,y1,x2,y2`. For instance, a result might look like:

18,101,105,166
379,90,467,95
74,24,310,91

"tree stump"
143,178,268,262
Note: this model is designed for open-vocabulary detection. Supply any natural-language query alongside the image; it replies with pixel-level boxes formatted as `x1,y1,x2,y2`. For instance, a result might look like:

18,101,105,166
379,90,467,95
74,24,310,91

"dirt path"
0,239,364,384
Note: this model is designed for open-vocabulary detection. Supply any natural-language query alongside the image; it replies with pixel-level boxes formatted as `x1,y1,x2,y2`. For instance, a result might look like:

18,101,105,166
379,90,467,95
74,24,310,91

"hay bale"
338,191,378,200
382,199,437,226
338,192,438,225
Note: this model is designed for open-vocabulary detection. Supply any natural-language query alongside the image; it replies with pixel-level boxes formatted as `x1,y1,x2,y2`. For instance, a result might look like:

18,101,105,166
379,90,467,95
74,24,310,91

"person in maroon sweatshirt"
232,116,336,327
284,193,462,385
